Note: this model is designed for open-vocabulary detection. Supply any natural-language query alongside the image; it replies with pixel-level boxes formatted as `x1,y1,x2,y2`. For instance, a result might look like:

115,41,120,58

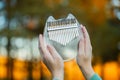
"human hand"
77,25,95,80
39,34,64,80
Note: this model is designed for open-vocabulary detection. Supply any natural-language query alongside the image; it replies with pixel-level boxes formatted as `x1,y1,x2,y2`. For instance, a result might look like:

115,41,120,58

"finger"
47,45,62,59
82,26,91,44
81,25,92,55
43,53,53,63
39,34,53,61
81,25,89,54
39,34,47,54
81,25,91,46
78,38,85,55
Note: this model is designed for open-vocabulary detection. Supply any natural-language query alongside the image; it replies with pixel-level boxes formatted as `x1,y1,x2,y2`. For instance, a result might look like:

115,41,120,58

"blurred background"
0,0,120,80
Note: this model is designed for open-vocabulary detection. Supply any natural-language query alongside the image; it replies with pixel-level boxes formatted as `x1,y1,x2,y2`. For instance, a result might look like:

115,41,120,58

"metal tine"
59,30,62,45
56,30,59,43
64,29,66,45
60,30,63,45
53,31,55,41
47,19,77,31
69,29,72,43
65,25,69,44
74,28,77,37
50,31,52,40
56,21,58,27
76,28,79,37
61,30,65,45
57,30,60,44
50,31,53,41
54,21,57,26
64,29,67,45
70,29,73,43
62,32,65,45
62,30,65,45
48,32,50,40
55,22,61,43
73,28,76,39
66,29,70,45
52,30,55,41
70,29,73,42
73,28,76,40
54,31,56,42
69,29,72,44
73,28,76,38
65,23,69,45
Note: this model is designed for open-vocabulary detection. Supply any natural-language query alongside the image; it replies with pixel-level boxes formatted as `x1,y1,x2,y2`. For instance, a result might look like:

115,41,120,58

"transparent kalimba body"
43,14,83,61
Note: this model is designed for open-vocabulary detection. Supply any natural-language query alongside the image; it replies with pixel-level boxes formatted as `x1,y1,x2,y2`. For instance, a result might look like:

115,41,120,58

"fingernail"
40,34,42,38
40,34,42,36
80,24,83,28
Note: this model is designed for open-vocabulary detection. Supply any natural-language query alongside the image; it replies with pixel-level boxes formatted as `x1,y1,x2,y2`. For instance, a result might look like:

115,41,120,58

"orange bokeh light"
103,61,119,80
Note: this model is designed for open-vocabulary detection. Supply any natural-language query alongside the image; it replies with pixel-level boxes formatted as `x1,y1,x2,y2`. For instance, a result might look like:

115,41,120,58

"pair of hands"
39,25,95,80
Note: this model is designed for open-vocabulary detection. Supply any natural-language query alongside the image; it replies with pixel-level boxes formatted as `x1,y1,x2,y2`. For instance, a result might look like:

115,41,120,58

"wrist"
79,64,95,80
52,70,64,80
53,77,61,80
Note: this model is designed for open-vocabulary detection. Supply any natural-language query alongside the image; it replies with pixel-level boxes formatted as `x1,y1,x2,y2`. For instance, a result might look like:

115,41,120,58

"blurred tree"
1,0,120,64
